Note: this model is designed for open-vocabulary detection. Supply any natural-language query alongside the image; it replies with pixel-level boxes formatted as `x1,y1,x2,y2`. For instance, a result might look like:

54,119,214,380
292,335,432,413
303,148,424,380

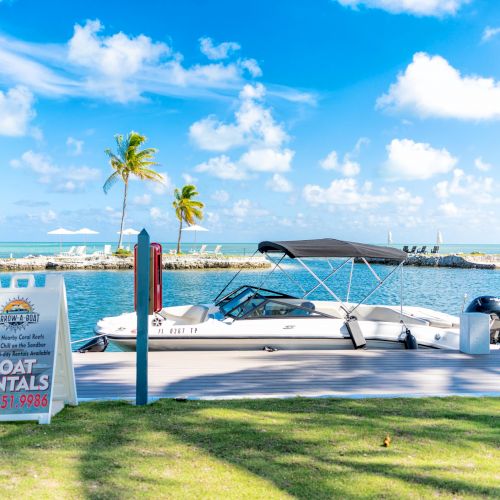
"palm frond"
103,171,120,194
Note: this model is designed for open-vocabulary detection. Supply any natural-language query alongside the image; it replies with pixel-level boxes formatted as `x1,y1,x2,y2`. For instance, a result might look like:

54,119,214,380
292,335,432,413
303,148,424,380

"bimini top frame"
259,239,406,319
215,238,407,320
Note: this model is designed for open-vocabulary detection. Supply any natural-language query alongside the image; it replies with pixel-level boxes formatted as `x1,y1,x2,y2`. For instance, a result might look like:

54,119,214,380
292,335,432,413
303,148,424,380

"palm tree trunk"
176,218,183,254
118,181,128,250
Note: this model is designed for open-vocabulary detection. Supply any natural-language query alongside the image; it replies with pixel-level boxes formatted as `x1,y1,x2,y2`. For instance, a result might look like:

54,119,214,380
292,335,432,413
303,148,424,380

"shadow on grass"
0,397,499,498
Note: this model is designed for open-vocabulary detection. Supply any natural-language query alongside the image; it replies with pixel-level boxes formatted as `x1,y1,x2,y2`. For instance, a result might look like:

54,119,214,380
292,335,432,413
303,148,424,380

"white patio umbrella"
182,223,209,243
117,228,140,247
75,228,99,235
436,230,443,245
387,230,393,245
47,227,76,254
75,228,99,250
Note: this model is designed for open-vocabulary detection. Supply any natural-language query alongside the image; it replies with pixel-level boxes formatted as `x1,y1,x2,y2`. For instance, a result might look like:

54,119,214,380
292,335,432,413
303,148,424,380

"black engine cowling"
466,296,500,344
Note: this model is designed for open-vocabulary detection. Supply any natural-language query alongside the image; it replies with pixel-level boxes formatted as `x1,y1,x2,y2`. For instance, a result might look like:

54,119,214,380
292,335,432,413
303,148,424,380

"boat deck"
73,349,500,401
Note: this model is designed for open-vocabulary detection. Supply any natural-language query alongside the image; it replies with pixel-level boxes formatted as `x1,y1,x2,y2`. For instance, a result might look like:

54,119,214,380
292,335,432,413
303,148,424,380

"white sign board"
0,274,77,424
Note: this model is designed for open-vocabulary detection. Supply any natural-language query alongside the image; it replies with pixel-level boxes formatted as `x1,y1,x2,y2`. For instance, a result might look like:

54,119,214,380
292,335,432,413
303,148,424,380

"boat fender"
76,335,109,353
404,328,418,350
263,346,278,352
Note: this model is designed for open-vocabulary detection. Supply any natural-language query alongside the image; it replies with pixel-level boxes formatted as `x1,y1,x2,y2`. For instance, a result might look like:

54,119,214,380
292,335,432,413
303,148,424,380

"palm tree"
103,131,162,249
172,184,204,254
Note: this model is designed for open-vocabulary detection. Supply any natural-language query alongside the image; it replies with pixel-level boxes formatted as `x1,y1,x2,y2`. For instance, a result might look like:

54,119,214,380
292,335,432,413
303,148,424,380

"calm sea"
0,241,499,258
1,258,499,351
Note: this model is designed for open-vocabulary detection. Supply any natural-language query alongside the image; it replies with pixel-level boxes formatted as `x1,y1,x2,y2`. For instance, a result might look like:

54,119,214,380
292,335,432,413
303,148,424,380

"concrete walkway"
73,349,500,401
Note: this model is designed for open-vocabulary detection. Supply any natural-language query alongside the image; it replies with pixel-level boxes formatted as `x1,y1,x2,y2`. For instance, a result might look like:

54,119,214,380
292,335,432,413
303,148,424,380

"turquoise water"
1,259,499,351
0,241,499,258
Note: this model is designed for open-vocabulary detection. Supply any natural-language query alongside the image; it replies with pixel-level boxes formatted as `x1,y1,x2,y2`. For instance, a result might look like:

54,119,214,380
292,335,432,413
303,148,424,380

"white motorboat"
93,238,499,352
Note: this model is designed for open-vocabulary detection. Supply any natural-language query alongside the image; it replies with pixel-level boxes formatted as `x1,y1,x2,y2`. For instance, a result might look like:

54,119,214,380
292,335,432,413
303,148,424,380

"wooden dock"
73,349,500,401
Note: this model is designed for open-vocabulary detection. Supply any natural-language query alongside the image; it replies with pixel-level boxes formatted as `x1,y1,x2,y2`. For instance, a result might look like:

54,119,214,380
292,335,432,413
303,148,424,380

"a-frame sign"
0,274,77,424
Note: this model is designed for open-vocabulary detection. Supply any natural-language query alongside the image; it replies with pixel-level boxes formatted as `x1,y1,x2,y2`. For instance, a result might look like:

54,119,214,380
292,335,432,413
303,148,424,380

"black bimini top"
258,238,407,262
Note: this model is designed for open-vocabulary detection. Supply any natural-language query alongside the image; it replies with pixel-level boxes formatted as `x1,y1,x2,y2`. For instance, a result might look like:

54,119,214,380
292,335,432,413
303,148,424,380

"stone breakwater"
365,254,500,270
0,254,272,272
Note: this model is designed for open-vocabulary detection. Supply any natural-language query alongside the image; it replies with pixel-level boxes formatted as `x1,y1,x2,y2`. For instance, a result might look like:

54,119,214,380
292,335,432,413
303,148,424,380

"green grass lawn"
0,397,499,499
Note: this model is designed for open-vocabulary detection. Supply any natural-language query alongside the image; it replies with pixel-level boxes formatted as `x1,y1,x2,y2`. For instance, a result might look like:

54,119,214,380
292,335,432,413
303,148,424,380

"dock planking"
73,349,500,401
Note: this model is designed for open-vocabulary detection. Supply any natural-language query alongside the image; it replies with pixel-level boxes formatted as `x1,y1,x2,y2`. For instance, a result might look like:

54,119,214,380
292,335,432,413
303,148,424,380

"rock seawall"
364,254,499,270
0,254,271,272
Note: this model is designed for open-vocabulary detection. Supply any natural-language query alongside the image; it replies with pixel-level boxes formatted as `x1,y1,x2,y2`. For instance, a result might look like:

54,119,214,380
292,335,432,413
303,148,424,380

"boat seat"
159,305,209,325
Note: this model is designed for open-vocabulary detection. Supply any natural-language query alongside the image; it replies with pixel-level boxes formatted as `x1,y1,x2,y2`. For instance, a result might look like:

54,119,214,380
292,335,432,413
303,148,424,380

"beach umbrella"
436,230,443,245
182,223,209,243
47,227,75,235
47,227,76,254
75,228,99,235
75,228,99,250
387,230,393,245
117,228,140,247
118,228,140,236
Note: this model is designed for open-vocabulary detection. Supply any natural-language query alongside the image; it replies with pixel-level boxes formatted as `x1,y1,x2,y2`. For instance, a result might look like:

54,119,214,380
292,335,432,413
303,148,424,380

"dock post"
136,228,150,405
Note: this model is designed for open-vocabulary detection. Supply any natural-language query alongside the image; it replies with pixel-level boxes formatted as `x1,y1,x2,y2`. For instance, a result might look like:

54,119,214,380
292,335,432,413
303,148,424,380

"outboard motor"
76,335,109,353
465,296,500,344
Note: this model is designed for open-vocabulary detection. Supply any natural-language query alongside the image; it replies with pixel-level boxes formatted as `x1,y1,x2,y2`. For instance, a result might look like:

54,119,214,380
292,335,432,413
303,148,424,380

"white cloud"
40,210,57,223
0,86,35,136
133,193,152,205
335,0,469,17
239,58,262,77
438,202,460,217
66,136,83,155
190,83,288,152
319,151,360,177
225,199,268,219
11,150,100,190
199,37,240,60
0,21,312,105
149,206,169,224
474,157,491,172
65,166,100,182
211,190,230,203
303,178,422,209
383,138,457,180
266,173,293,192
378,52,500,120
239,148,294,173
147,172,172,195
434,168,493,202
192,83,294,179
195,155,247,180
68,19,170,102
482,26,500,42
189,117,244,152
182,173,198,184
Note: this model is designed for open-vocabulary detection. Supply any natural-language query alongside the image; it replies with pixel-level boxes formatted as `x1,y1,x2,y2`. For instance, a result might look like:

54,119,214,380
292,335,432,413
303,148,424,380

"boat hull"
106,335,436,352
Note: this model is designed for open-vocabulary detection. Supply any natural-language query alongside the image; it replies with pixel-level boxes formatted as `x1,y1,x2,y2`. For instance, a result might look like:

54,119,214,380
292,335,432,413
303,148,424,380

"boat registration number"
168,327,198,335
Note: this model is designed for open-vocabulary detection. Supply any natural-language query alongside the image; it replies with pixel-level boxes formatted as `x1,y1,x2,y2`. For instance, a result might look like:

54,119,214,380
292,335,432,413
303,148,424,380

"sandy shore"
0,254,272,271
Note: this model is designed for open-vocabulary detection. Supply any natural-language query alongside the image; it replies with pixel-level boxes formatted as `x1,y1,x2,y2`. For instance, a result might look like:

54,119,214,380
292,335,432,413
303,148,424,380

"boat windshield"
219,287,265,317
218,285,296,318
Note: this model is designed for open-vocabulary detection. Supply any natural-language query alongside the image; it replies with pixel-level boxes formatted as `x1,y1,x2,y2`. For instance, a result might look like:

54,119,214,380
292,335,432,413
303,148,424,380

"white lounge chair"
191,244,207,256
75,246,87,257
206,245,223,256
59,246,76,257
92,244,112,258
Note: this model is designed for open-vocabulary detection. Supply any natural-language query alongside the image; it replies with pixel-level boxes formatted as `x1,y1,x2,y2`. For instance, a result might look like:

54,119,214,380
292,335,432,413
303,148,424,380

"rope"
71,333,108,345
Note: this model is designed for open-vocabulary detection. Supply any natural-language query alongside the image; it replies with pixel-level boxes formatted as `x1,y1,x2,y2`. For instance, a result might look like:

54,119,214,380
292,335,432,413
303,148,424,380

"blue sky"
0,0,499,244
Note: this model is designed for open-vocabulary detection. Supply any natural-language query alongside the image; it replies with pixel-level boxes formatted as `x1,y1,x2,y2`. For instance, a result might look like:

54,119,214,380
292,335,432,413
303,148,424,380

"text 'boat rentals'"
93,238,500,352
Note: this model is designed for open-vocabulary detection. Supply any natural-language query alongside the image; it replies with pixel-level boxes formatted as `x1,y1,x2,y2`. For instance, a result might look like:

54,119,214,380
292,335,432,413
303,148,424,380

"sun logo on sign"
0,297,40,331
